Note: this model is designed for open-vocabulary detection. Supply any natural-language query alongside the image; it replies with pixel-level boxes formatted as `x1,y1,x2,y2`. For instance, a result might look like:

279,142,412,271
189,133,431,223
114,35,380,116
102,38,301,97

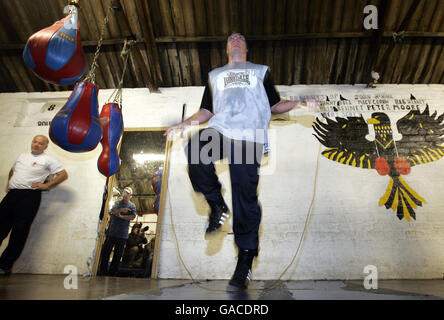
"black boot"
206,200,229,234
0,267,11,276
229,249,258,289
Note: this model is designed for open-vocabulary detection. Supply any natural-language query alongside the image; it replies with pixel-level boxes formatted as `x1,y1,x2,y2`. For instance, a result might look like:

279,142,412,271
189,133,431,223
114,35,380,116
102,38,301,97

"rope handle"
106,38,134,107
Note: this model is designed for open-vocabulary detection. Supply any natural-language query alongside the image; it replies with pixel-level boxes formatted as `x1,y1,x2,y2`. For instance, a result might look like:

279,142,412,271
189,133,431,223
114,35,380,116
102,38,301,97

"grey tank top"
207,62,271,152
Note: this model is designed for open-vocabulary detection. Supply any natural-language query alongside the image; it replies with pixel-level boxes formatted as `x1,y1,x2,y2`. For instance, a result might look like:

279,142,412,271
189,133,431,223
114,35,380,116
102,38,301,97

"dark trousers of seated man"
122,246,141,266
186,128,263,252
0,189,42,271
99,236,126,276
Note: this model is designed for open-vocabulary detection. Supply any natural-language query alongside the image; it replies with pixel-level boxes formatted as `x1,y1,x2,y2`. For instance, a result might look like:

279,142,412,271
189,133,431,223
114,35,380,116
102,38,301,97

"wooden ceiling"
0,0,443,93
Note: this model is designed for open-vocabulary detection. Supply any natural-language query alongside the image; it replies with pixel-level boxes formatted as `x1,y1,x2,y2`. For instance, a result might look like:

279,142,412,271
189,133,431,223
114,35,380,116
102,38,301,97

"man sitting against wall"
0,135,68,276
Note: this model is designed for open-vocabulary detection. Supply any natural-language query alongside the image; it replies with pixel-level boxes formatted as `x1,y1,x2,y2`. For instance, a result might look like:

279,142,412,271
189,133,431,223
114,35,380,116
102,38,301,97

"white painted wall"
0,84,443,280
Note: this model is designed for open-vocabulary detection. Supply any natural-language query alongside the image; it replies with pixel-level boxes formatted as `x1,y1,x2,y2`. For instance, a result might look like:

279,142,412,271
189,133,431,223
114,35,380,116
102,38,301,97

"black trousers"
99,236,126,276
187,128,263,251
0,189,42,270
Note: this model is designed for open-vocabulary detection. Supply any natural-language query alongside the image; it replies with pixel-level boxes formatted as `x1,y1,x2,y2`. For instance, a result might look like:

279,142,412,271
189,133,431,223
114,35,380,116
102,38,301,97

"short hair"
123,187,133,195
34,135,49,145
228,32,245,39
227,32,248,50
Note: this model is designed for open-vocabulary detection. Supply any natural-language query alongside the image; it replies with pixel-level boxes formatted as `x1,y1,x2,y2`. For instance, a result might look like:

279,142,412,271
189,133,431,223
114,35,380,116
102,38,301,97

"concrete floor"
0,274,443,300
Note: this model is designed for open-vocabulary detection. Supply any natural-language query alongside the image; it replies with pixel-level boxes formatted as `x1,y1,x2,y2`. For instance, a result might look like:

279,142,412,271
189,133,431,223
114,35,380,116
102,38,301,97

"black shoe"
205,201,229,234
0,268,11,276
228,249,257,289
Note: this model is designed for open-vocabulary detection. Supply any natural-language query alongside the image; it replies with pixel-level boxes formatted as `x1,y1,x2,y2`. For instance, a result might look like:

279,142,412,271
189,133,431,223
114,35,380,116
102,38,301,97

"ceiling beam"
2,31,443,51
154,31,444,43
0,39,146,50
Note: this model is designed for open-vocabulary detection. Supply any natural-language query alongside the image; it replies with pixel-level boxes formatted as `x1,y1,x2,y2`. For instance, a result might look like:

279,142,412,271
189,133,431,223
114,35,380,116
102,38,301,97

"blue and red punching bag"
23,5,85,85
97,103,124,177
49,81,102,152
152,167,163,213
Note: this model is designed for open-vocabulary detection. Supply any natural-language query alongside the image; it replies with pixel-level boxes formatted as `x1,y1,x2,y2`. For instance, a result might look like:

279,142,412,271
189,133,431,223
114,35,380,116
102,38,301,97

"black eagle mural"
313,103,444,221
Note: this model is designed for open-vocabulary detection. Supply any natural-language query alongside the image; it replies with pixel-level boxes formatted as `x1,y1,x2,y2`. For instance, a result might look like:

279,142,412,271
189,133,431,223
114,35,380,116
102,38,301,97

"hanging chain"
84,7,111,85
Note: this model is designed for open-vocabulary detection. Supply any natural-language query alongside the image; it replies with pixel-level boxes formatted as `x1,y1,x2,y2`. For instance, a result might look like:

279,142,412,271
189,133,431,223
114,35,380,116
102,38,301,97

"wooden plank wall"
151,0,443,86
0,0,442,92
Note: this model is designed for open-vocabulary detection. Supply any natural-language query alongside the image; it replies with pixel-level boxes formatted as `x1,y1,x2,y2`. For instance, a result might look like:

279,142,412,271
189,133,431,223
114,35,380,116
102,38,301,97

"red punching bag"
49,81,102,152
23,4,85,85
98,103,124,177
152,167,163,213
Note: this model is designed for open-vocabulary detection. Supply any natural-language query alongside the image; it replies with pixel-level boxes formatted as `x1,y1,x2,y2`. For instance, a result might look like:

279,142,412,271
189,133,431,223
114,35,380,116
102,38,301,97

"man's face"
31,136,48,155
227,33,247,57
123,191,132,201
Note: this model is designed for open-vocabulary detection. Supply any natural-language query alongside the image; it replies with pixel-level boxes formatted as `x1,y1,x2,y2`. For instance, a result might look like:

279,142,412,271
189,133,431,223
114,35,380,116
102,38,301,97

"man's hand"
163,123,185,137
114,208,135,221
114,207,130,218
300,99,321,113
163,109,214,137
272,99,322,114
31,182,49,190
31,170,68,191
6,168,13,193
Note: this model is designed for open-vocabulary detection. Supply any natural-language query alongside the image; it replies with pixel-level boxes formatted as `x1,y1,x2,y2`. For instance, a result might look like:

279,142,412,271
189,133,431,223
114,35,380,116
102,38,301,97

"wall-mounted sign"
14,100,66,127
285,93,428,119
